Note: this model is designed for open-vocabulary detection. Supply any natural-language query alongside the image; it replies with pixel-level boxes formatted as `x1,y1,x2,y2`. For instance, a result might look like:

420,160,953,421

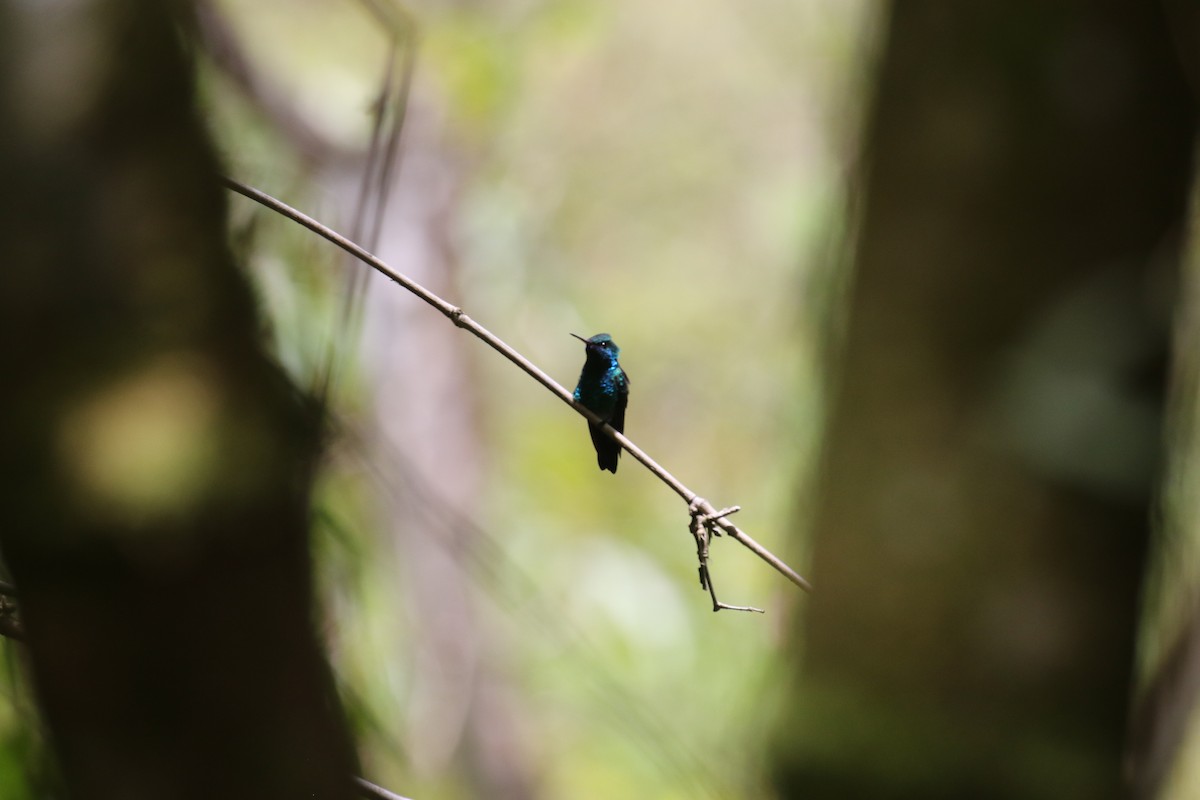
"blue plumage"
571,333,629,473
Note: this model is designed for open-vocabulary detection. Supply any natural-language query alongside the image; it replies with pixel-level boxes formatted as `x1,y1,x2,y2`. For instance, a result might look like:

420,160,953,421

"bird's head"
572,332,620,359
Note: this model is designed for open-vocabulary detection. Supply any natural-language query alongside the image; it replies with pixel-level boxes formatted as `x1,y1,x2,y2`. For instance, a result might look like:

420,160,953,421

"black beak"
570,332,589,344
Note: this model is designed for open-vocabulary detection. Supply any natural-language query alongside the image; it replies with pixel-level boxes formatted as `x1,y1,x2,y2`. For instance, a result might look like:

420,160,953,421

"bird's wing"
611,369,629,434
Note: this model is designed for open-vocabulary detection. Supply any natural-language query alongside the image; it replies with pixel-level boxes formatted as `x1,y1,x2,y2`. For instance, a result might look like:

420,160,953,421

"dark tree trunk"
0,1,358,797
775,2,1195,798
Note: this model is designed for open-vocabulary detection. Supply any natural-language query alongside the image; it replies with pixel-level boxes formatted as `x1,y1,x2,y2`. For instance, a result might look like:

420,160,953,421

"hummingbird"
571,332,630,473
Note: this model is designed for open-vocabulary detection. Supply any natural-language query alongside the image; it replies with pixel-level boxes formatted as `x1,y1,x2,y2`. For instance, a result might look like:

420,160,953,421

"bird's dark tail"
588,422,620,473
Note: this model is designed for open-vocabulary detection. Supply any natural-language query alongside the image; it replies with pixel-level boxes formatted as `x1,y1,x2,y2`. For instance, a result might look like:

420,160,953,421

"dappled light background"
203,0,877,797
4,2,1200,799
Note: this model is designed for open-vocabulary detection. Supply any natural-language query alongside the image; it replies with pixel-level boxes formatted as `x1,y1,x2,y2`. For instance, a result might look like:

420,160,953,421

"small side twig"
222,178,813,603
689,501,763,613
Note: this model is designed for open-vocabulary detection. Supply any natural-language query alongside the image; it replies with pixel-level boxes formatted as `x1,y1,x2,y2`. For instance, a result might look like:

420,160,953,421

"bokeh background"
3,1,1200,799
203,1,873,798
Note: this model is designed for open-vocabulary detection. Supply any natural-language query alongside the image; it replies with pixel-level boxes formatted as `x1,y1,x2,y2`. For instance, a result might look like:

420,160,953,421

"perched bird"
571,332,630,473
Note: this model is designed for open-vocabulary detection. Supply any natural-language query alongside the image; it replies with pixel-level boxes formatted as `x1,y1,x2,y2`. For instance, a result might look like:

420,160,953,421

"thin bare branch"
354,775,414,800
221,177,813,597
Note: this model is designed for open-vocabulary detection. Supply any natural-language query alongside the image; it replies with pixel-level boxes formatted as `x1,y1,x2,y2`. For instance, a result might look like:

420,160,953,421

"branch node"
687,500,761,612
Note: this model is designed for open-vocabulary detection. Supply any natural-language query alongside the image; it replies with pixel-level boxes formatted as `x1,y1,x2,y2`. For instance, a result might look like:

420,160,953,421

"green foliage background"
0,1,877,798
4,3,1200,798
215,1,876,798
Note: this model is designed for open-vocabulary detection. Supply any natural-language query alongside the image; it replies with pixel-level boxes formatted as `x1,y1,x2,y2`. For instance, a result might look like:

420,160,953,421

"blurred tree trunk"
0,1,358,797
776,2,1195,798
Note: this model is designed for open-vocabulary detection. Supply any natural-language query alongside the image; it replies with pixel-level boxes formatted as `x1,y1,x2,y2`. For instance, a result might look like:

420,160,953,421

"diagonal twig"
221,177,813,600
355,775,415,800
